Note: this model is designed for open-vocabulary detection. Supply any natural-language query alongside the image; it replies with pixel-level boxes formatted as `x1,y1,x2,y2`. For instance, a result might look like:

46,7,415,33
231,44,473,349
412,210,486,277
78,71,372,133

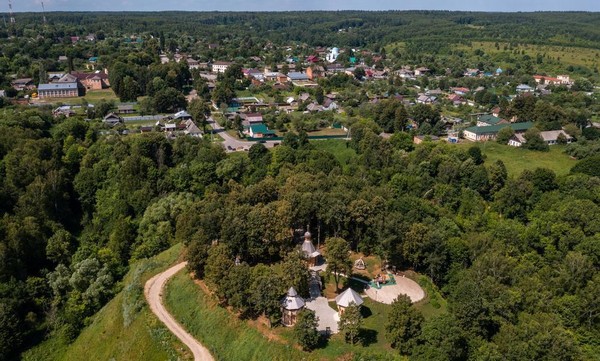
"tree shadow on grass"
359,328,378,347
360,305,373,319
315,332,330,349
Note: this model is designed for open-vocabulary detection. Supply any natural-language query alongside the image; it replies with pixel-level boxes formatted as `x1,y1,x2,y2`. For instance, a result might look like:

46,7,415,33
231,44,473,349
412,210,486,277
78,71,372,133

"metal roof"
38,82,78,91
464,122,534,135
335,288,364,308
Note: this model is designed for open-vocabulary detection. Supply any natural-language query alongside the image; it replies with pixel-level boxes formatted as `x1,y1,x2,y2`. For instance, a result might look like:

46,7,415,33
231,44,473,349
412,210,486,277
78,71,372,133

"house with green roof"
463,122,534,142
247,123,276,138
477,114,509,127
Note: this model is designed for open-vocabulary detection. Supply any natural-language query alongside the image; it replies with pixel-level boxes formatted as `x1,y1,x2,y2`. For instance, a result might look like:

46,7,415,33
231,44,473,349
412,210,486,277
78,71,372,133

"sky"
11,0,600,13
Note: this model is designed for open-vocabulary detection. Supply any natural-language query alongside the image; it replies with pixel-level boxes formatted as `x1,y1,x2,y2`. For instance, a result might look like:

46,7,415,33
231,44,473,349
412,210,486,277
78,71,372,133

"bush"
571,155,600,177
293,309,320,351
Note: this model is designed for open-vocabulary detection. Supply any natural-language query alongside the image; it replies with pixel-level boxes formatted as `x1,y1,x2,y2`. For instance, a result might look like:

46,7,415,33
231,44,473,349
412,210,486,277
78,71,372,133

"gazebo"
335,287,364,315
301,231,321,267
281,287,305,327
354,257,366,270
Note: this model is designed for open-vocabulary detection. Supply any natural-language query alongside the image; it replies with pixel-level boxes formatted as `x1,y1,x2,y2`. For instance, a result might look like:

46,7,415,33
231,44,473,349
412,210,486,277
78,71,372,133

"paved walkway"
364,275,425,304
305,297,339,334
144,262,215,361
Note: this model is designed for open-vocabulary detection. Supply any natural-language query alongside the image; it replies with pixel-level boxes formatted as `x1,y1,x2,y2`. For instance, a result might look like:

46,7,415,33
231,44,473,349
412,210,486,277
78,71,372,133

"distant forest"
4,11,600,49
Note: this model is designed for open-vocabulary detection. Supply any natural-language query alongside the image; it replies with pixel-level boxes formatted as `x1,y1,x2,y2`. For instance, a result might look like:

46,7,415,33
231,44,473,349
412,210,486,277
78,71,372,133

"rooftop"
465,122,534,135
38,82,78,91
335,288,364,308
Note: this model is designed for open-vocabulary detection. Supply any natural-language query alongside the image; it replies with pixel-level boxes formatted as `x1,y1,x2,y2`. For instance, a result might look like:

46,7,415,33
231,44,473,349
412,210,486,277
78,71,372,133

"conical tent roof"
335,287,364,308
282,286,305,310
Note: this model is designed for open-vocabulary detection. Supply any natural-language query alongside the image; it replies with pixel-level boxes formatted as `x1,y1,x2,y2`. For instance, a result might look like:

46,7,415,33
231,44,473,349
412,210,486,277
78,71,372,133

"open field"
21,245,189,361
455,142,577,177
311,139,356,165
82,89,119,102
457,41,600,67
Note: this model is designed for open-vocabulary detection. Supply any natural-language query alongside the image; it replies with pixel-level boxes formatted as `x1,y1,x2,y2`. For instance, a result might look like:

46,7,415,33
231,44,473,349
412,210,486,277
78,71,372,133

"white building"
212,61,232,73
326,47,340,63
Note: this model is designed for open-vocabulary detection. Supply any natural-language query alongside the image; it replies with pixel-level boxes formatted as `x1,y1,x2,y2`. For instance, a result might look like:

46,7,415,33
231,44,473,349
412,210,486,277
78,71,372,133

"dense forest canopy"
4,11,600,48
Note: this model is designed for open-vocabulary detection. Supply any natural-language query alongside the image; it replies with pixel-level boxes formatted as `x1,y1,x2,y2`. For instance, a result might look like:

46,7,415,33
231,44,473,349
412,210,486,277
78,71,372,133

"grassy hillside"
21,244,190,361
164,272,405,361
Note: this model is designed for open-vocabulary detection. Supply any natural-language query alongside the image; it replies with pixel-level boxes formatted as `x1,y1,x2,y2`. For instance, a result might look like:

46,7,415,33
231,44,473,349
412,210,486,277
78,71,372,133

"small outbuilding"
281,287,305,327
335,288,364,315
103,113,123,127
301,232,321,267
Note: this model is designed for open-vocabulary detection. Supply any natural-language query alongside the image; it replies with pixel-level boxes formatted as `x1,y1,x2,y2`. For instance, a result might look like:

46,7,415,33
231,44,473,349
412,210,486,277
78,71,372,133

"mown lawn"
22,244,189,361
457,142,577,177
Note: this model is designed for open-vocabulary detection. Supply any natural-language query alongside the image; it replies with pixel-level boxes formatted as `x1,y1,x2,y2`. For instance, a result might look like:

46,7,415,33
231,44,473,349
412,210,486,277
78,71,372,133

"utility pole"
8,0,14,24
41,1,47,25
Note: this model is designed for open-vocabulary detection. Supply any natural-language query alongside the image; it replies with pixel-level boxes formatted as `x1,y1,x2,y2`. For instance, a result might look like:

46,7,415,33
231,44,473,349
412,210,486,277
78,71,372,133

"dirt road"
144,262,215,361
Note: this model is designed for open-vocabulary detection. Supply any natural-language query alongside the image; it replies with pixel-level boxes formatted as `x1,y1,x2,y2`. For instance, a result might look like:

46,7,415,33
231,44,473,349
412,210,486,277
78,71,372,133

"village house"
186,58,200,69
242,112,264,126
212,61,233,73
395,67,415,79
287,72,310,82
53,106,77,118
247,123,276,138
508,129,573,147
417,94,437,104
11,78,35,91
102,113,123,127
451,87,470,95
117,104,135,114
306,65,325,80
447,94,466,106
516,84,534,93
463,122,533,142
414,67,431,76
184,119,202,138
533,74,572,86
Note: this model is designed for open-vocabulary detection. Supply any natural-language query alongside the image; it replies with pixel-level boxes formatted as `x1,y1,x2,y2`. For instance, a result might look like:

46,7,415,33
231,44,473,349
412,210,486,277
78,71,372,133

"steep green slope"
21,244,190,361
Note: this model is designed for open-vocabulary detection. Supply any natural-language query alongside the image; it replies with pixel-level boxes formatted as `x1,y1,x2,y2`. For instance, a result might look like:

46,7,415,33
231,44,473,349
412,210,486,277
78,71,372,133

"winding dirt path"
144,262,215,361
